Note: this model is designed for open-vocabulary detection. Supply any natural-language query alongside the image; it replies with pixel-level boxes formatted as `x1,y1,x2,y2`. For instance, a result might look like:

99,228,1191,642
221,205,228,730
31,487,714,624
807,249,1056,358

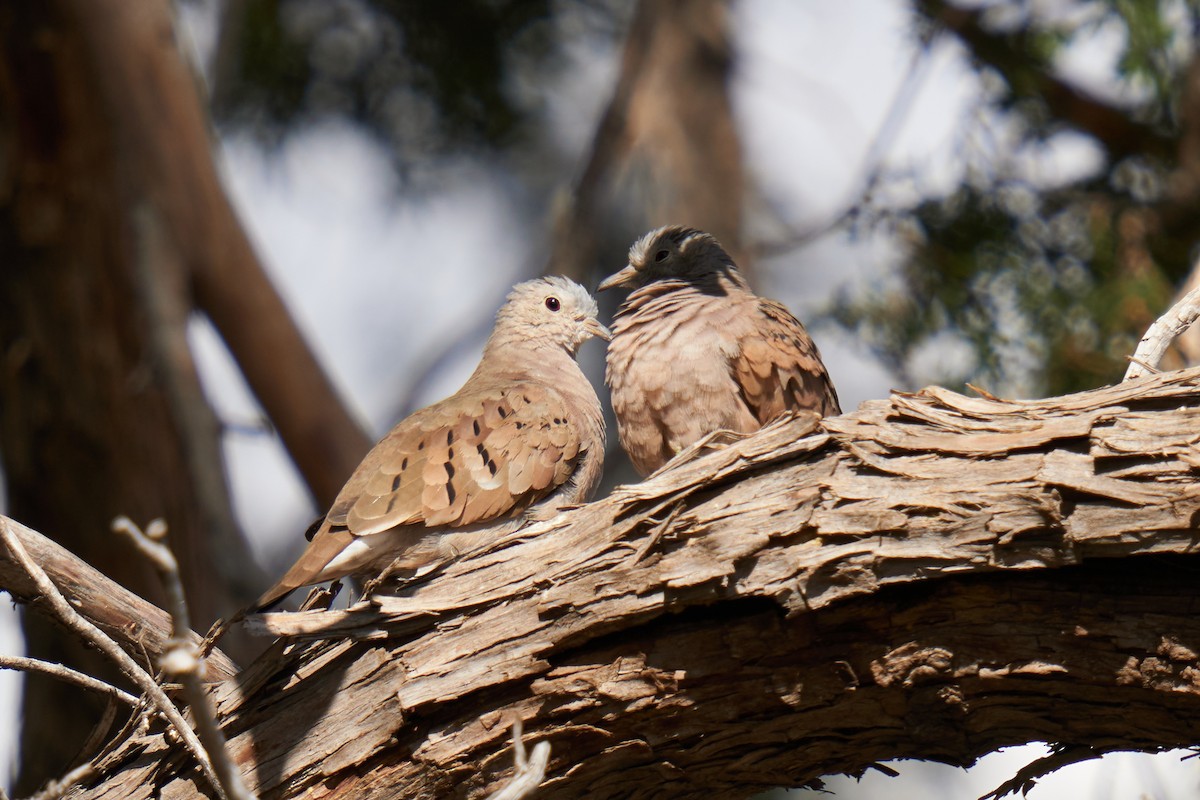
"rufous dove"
255,276,610,610
600,225,840,476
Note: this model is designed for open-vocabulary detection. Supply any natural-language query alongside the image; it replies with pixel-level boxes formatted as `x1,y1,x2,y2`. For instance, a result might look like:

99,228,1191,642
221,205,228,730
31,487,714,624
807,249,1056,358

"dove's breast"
607,290,758,475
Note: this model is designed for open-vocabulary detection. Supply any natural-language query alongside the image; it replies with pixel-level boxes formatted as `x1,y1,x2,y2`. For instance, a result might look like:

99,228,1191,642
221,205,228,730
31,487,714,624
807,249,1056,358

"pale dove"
255,277,609,610
600,225,840,476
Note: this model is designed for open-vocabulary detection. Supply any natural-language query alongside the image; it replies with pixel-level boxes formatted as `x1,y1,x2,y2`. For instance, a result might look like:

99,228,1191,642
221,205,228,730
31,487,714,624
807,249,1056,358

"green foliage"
1109,0,1178,104
215,0,563,161
837,0,1195,397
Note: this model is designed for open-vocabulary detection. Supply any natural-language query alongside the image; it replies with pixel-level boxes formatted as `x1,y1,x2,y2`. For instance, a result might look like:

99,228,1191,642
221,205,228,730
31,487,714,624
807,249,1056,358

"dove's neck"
616,267,751,323
474,337,593,401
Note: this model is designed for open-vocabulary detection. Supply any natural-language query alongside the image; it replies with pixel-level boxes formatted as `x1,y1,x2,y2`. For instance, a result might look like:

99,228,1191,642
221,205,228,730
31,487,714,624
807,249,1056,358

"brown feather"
254,276,607,611
604,225,840,476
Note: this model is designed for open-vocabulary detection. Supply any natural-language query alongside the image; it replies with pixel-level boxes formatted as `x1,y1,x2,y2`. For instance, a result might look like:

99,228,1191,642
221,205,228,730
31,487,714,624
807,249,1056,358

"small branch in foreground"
979,744,1100,800
24,761,100,800
112,517,256,800
1124,281,1200,380
0,655,138,707
0,518,222,797
485,719,551,800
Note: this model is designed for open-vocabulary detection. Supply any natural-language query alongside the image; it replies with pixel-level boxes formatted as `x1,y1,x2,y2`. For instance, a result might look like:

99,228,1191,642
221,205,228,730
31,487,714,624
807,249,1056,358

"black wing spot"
401,457,409,470
498,406,509,419
447,430,455,445
303,516,325,541
445,461,455,480
447,447,455,462
386,496,397,513
487,459,498,476
473,419,481,436
417,440,425,450
515,421,524,429
446,482,457,505
391,474,402,492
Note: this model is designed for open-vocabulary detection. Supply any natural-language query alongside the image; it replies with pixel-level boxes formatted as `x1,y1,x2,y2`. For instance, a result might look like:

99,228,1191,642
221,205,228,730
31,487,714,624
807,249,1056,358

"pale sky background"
2,0,1198,796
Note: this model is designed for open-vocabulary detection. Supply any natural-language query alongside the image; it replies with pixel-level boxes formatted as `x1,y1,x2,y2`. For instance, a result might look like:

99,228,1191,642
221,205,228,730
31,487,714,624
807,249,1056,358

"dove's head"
598,225,742,292
492,276,610,356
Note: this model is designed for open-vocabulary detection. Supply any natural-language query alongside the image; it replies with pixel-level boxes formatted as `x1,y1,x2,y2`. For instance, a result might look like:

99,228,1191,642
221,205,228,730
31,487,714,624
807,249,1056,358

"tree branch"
0,518,224,798
64,366,1200,798
0,656,138,708
485,720,551,800
113,516,257,800
1124,277,1200,380
0,516,238,681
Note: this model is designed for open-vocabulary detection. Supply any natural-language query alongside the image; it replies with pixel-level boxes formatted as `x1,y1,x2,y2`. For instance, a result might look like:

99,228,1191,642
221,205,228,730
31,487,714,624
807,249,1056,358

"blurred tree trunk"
548,0,746,283
0,0,370,791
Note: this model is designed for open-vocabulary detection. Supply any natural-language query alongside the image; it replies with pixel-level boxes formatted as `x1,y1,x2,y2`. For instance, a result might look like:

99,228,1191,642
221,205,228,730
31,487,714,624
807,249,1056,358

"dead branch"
62,366,1200,798
113,517,256,800
0,517,237,682
485,720,551,800
0,518,223,797
1124,278,1200,380
980,744,1101,800
0,656,138,708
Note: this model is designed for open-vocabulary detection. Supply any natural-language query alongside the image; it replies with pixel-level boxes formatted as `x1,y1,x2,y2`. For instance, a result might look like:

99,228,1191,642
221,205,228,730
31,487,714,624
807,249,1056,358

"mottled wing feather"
333,384,584,537
733,299,842,423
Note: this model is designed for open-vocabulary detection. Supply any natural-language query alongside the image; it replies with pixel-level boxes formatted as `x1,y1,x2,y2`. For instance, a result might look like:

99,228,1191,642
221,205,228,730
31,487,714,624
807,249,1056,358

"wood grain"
67,367,1200,797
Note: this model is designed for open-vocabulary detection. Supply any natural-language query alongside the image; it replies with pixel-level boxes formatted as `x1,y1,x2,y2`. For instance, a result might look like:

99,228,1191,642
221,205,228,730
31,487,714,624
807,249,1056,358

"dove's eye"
545,296,561,312
654,249,670,262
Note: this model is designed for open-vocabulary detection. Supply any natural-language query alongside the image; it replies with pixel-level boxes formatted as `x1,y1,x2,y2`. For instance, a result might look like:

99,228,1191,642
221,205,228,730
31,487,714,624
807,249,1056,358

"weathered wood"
0,517,238,683
72,368,1200,798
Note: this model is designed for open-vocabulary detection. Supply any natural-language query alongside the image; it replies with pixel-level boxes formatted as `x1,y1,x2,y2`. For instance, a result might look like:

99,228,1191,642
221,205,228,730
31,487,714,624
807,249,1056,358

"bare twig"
0,655,138,707
24,761,99,800
979,744,1100,800
485,719,551,800
112,516,256,800
1124,283,1200,380
751,34,936,258
0,518,222,797
0,515,238,680
76,696,123,770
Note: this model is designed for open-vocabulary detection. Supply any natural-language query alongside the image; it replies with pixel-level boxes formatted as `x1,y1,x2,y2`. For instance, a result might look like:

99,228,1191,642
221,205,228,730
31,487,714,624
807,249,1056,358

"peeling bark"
51,367,1200,798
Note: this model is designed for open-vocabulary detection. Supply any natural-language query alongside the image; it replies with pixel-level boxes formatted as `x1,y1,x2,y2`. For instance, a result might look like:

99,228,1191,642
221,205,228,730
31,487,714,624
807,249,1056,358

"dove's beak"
585,317,612,342
597,264,639,292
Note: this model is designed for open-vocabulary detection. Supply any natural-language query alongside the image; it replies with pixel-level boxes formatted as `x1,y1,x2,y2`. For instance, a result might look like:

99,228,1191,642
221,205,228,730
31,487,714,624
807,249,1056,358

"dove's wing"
337,382,585,534
732,299,841,424
254,382,589,609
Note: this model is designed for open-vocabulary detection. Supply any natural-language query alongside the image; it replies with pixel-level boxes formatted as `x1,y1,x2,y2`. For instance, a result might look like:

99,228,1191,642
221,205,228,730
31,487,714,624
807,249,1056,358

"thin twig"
0,655,139,706
76,695,123,768
751,33,937,258
979,744,1100,800
113,516,256,800
0,517,223,797
485,718,551,800
1124,283,1200,380
23,761,98,800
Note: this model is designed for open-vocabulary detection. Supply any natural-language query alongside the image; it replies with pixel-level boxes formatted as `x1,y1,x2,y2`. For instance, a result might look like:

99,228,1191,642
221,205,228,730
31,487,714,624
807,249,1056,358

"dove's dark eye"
545,296,561,312
654,249,670,262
